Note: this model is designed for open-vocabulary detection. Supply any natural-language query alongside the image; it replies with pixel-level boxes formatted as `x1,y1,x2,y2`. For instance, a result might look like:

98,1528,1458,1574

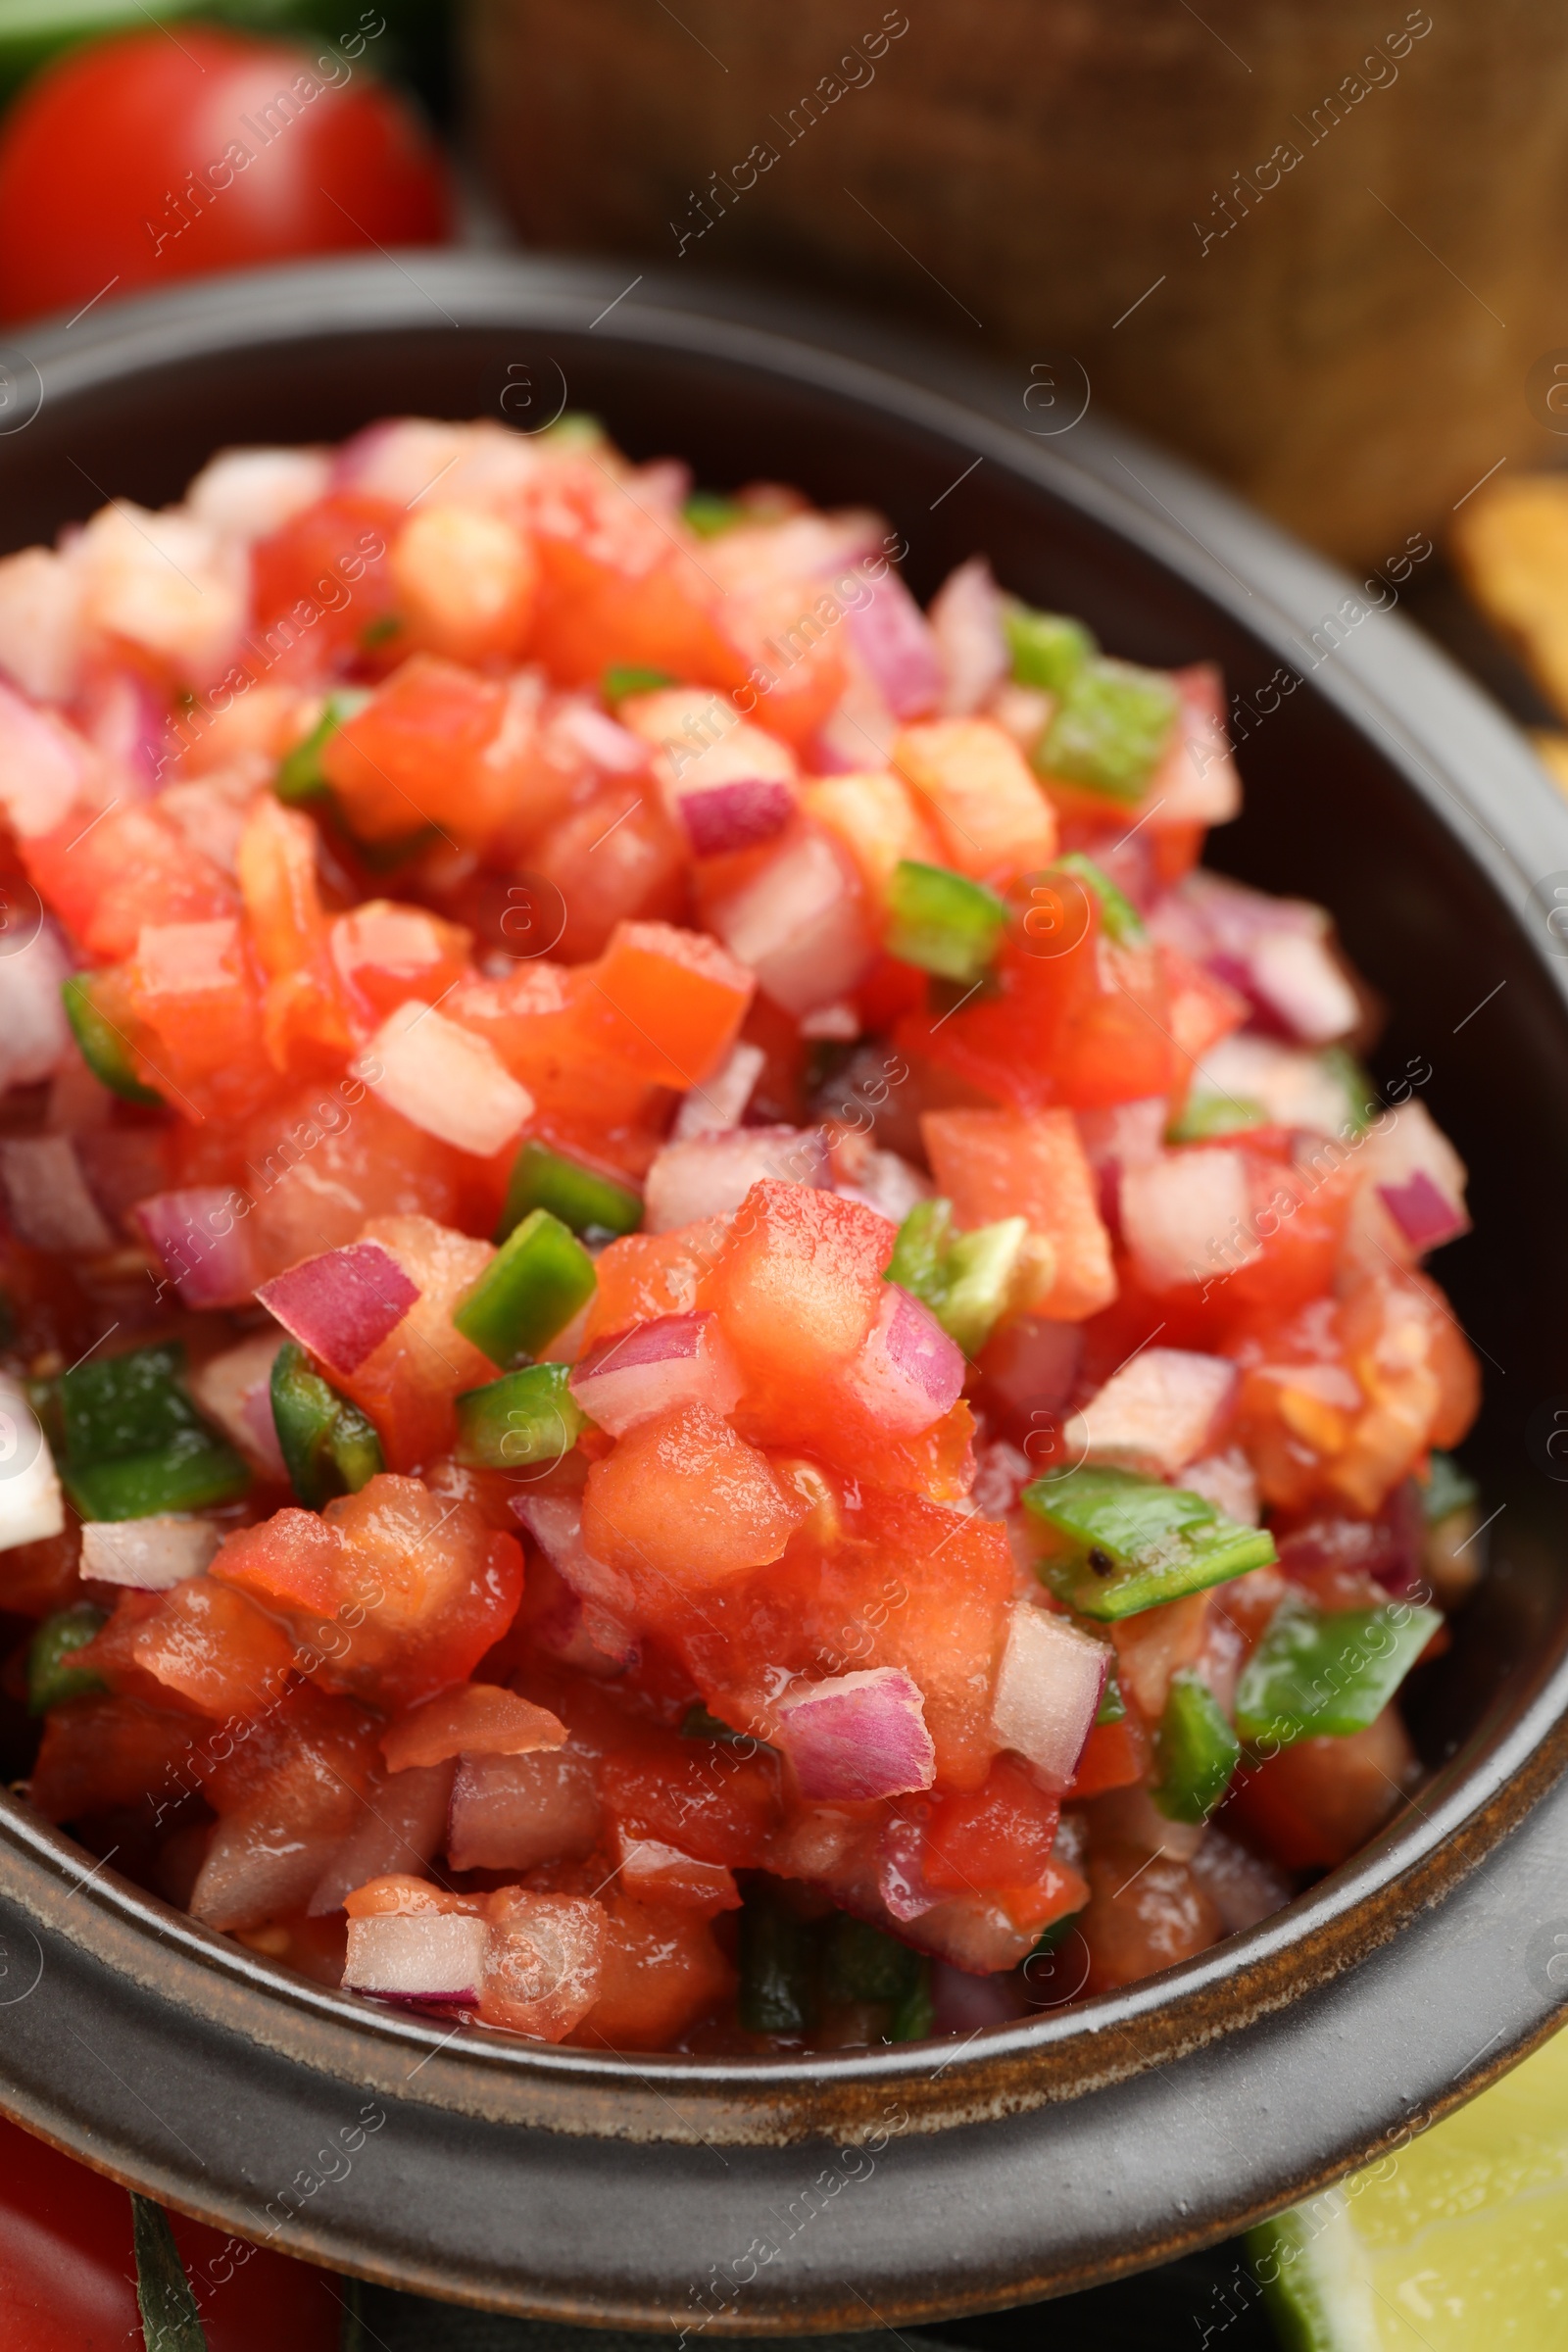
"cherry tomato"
0,2111,342,2350
0,25,451,324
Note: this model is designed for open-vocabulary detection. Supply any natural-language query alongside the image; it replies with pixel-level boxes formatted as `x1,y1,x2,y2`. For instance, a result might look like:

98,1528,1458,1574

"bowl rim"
1,251,1566,2322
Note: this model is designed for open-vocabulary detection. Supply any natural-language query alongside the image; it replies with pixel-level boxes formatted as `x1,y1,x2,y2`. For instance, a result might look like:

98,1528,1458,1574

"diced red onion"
360,1001,534,1159
845,567,943,720
1180,1446,1260,1527
1246,929,1359,1044
568,1310,742,1437
78,669,172,787
808,657,899,774
831,1145,931,1225
0,1137,113,1255
710,824,873,1016
0,682,96,837
187,446,331,540
644,1123,829,1232
843,1283,964,1435
446,1747,602,1874
1145,664,1242,826
343,1910,488,2007
1120,1148,1256,1294
135,1186,261,1307
929,557,1008,717
775,1666,937,1801
978,1314,1082,1422
188,1333,287,1483
930,1960,1032,2032
511,1495,640,1656
1066,1347,1238,1478
190,1816,348,1932
670,1040,765,1141
551,699,650,774
309,1762,455,1917
1152,870,1356,1044
0,1373,63,1551
991,1604,1109,1790
0,925,72,1097
678,775,796,857
1377,1169,1467,1252
80,1515,220,1589
257,1239,419,1376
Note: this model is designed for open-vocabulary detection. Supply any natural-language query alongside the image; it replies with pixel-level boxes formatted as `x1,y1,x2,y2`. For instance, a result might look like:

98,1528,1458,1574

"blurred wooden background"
466,0,1568,564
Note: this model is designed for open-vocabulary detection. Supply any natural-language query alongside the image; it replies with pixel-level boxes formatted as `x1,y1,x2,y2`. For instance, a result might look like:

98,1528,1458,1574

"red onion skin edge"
680,777,795,857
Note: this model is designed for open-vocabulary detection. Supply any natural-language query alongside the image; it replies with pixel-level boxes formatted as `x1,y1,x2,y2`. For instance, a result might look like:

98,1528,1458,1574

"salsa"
0,416,1482,2051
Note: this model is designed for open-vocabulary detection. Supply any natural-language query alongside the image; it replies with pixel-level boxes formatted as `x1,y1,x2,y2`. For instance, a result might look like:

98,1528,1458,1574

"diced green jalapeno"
738,1887,816,2034
61,972,163,1106
683,493,747,539
1004,603,1097,696
27,1605,107,1715
1054,851,1146,947
1038,657,1180,802
885,1197,1024,1356
64,1429,251,1522
454,1363,588,1471
1422,1451,1480,1524
1320,1044,1377,1137
1166,1094,1269,1145
498,1140,643,1244
886,860,1009,986
270,1340,383,1510
1096,1664,1127,1725
1028,1909,1084,1959
275,688,371,806
540,414,605,451
62,1342,201,1463
1152,1670,1240,1823
888,1961,934,2042
454,1209,596,1367
1234,1595,1442,1748
603,663,677,706
1024,1464,1277,1620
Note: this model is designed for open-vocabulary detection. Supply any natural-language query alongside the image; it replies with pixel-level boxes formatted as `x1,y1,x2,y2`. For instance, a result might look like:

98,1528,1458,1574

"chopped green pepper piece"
63,1429,251,1522
275,688,370,807
1004,602,1097,696
61,972,163,1106
1422,1451,1480,1524
885,860,1009,985
1320,1044,1377,1137
62,1341,201,1463
27,1605,107,1715
539,413,605,450
1234,1595,1443,1748
1054,851,1146,947
683,493,747,539
359,613,404,651
1096,1664,1127,1725
498,1140,643,1244
603,663,677,706
885,1197,1025,1356
453,1363,587,1471
454,1209,596,1367
822,1913,921,2007
270,1340,383,1510
1152,1670,1241,1823
738,1887,816,2034
1024,1464,1277,1620
888,1961,934,2042
1039,657,1180,803
1028,1909,1084,1961
1166,1094,1270,1145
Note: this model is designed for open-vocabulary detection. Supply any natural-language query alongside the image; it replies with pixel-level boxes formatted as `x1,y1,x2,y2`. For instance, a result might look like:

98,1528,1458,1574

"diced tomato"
330,1213,498,1470
320,656,516,848
923,1105,1116,1322
24,798,235,960
582,1402,807,1592
804,770,942,908
892,718,1057,885
1068,1709,1151,1798
570,1887,734,2051
388,504,538,667
237,796,354,1076
30,1691,204,1823
1110,1593,1210,1720
121,914,271,1120
1225,1706,1415,1870
1078,1846,1223,1992
249,492,401,676
129,1577,298,1718
582,1219,729,1347
723,575,850,751
529,782,687,963
329,899,472,1026
597,1723,782,1867
582,920,754,1088
212,1474,523,1709
1159,944,1248,1073
528,461,745,693
923,1756,1059,1892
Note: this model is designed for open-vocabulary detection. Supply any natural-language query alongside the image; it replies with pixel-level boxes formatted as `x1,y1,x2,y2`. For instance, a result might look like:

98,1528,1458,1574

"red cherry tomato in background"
0,2111,341,2350
0,25,452,324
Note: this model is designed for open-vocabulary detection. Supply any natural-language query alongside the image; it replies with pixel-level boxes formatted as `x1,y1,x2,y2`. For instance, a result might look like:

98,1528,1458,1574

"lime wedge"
1250,2025,1568,2346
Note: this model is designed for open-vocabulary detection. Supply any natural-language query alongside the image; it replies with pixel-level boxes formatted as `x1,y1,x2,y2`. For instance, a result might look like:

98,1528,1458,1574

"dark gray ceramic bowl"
0,256,1564,2329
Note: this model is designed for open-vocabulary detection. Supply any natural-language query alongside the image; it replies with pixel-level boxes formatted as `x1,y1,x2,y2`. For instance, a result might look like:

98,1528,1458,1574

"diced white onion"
360,1002,534,1158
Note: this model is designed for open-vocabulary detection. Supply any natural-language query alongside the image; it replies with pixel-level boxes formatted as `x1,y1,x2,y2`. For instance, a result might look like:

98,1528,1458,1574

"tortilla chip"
1451,474,1568,720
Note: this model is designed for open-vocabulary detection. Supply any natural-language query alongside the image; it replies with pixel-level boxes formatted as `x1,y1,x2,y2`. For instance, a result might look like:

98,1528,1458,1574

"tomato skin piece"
0,29,452,325
582,1402,808,1591
0,2111,340,2352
